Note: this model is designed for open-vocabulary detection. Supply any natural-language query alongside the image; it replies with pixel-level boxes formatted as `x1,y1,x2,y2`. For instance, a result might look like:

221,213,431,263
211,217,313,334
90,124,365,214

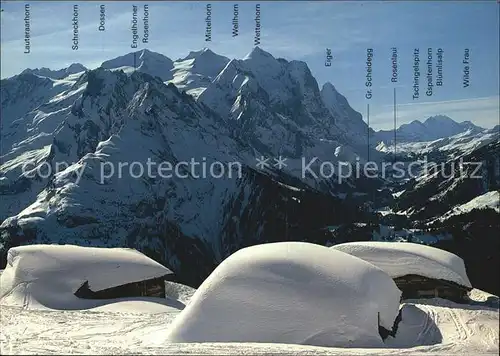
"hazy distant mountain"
375,115,485,143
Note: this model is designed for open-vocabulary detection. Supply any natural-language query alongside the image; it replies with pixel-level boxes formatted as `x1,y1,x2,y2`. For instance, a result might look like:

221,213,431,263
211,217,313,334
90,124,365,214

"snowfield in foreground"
166,242,402,348
1,291,498,355
0,243,498,355
331,241,472,288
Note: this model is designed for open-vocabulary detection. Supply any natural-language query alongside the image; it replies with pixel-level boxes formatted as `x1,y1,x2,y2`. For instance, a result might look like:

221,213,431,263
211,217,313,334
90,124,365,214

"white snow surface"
164,281,197,306
1,290,498,354
331,242,472,288
0,244,175,311
165,242,402,348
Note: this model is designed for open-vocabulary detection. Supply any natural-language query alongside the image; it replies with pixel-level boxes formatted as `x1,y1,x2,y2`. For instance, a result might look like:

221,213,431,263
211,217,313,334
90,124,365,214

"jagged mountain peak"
424,114,454,124
243,46,275,61
168,48,230,98
66,63,87,72
320,80,371,145
100,50,174,81
176,48,229,76
321,82,344,102
181,47,219,61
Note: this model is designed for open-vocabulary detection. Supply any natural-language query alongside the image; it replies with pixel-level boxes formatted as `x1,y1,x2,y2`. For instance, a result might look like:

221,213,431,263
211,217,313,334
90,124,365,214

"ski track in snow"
1,298,498,355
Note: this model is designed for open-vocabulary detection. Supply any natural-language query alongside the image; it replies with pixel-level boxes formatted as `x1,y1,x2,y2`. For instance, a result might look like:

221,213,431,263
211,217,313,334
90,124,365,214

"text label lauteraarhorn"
24,4,31,54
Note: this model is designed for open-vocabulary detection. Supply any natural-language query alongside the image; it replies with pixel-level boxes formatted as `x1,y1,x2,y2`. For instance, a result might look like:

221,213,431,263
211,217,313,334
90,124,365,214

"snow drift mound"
0,244,175,310
165,242,402,348
331,242,472,288
165,281,197,305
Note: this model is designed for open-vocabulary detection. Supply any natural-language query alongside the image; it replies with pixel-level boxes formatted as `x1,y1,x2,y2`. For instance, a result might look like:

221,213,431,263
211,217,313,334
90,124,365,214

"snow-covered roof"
0,244,173,310
166,242,402,348
331,241,472,288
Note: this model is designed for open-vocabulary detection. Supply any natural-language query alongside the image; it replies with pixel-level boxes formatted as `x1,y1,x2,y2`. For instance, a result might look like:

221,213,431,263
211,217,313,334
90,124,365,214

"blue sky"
1,1,499,129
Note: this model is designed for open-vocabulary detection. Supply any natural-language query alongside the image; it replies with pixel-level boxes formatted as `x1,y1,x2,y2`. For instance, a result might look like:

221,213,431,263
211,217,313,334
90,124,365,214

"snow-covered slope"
166,242,402,347
393,141,500,220
438,190,499,221
376,115,485,144
20,63,87,80
331,241,472,288
0,244,174,310
0,68,247,257
0,73,79,220
198,47,378,176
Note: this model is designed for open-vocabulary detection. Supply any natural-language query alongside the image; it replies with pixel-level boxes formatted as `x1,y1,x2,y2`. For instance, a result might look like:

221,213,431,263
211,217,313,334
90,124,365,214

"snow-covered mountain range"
19,63,88,80
0,47,378,284
1,47,498,292
375,115,486,144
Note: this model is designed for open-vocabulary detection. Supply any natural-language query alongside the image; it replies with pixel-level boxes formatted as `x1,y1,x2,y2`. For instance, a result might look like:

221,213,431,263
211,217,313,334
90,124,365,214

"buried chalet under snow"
331,241,473,303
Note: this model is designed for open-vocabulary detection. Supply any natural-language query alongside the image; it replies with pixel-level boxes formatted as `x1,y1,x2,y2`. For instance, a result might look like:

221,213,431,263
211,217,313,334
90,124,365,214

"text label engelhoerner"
131,5,138,48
